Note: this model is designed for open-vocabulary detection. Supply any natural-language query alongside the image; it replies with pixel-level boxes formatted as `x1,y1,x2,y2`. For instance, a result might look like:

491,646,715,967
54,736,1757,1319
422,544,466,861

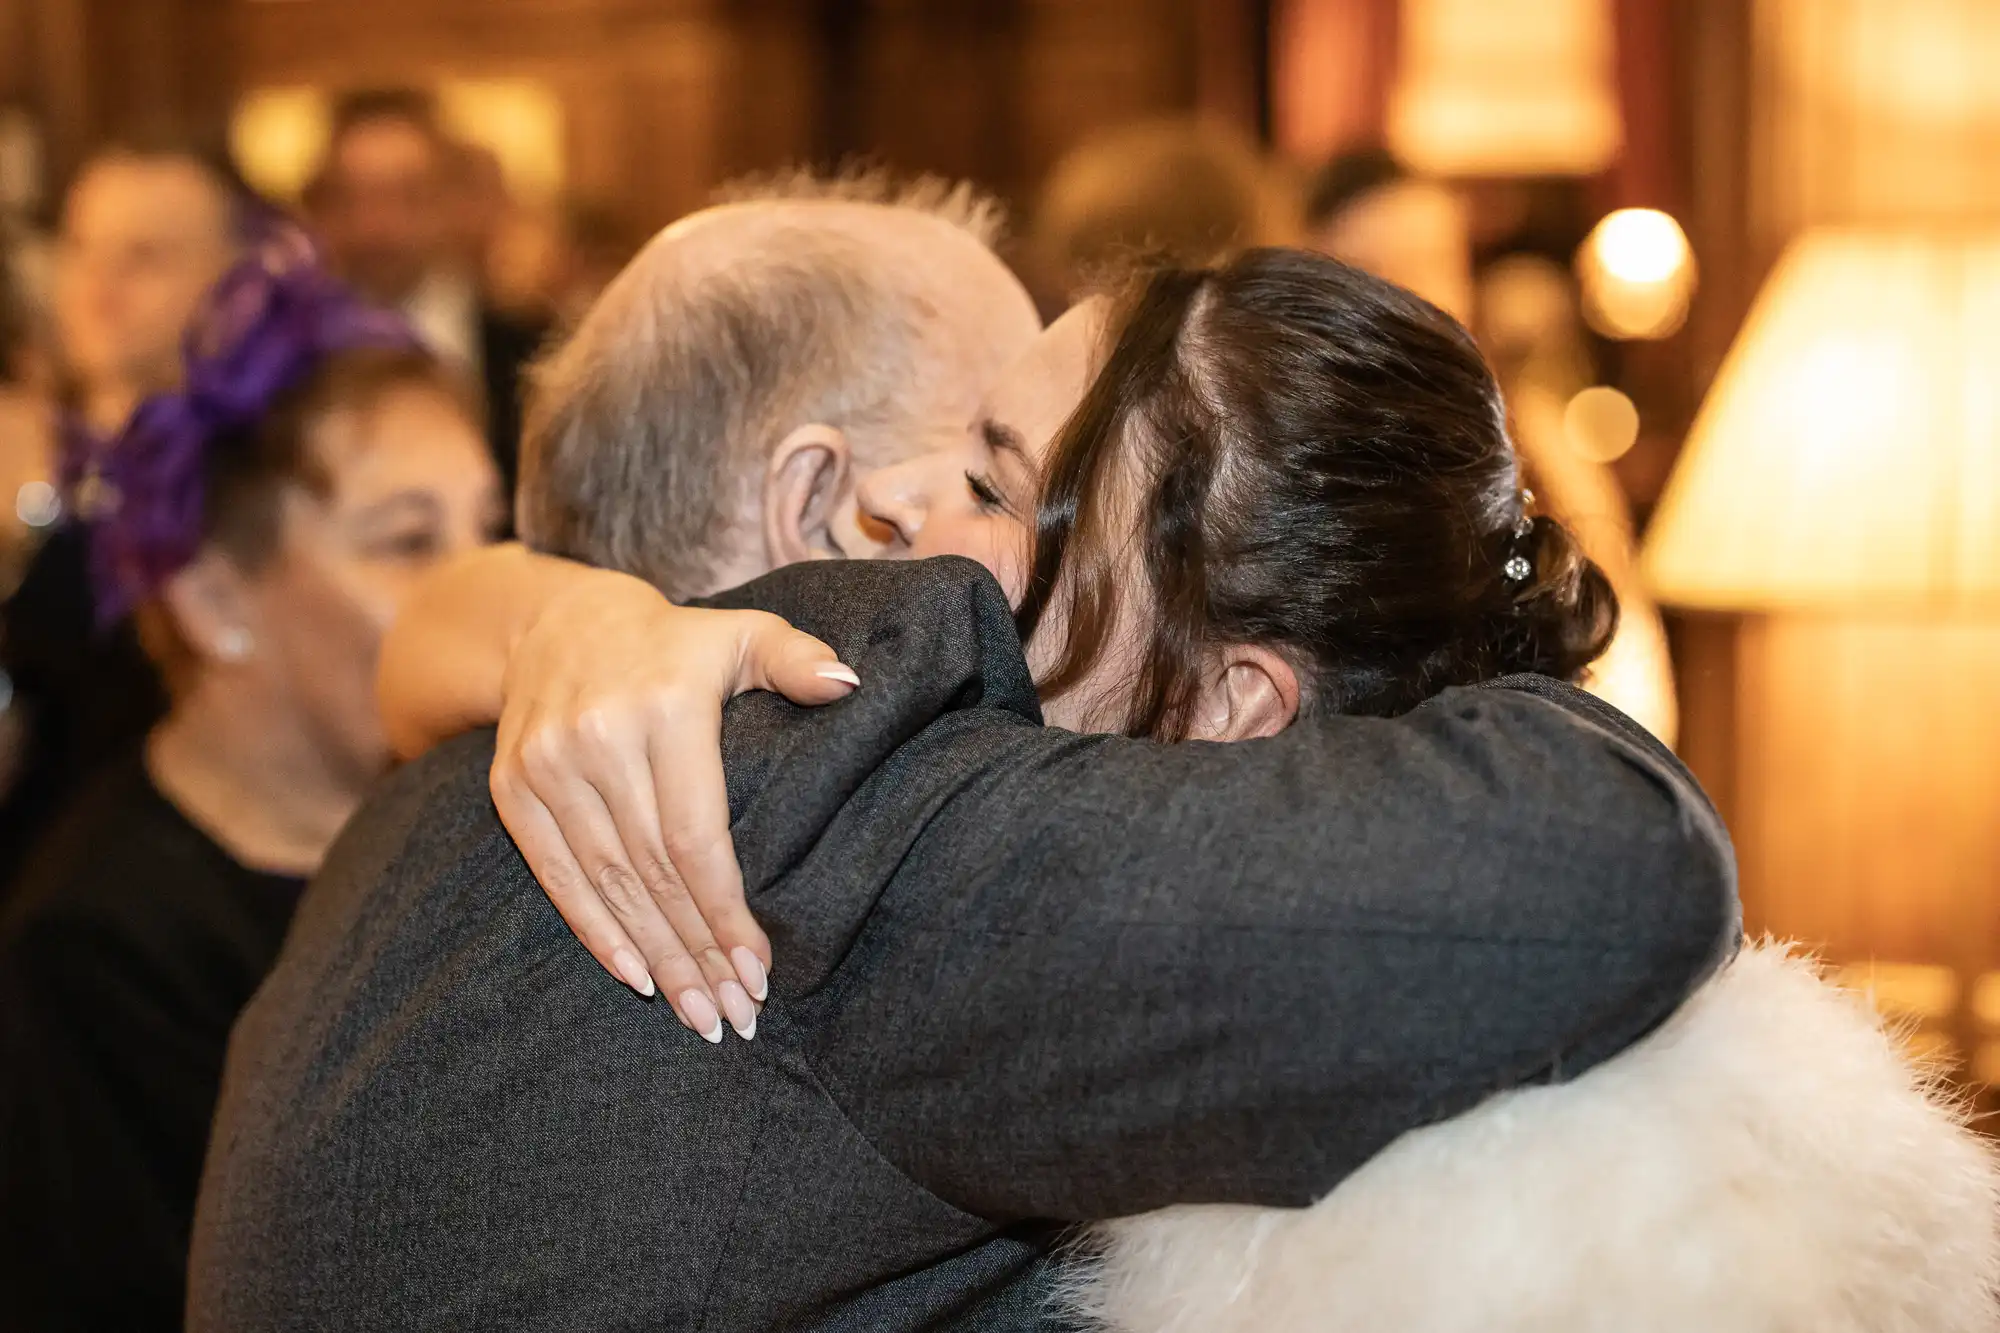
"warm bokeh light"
1387,0,1623,177
1642,229,2000,609
230,88,331,204
1562,386,1640,462
1577,209,1697,340
14,480,59,530
437,80,567,205
1590,209,1690,284
228,78,566,207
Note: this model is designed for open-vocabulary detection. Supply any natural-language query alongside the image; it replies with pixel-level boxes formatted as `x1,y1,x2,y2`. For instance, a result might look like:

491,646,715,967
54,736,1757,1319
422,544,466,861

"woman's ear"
1185,644,1300,742
763,423,852,568
159,549,260,667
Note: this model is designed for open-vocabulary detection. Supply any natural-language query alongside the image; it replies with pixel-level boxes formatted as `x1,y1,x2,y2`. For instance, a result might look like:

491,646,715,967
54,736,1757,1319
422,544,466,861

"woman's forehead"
313,388,491,498
983,298,1107,458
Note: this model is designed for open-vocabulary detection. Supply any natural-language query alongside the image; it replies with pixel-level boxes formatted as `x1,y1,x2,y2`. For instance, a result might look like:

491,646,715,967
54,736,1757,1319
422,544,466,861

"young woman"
0,233,500,1330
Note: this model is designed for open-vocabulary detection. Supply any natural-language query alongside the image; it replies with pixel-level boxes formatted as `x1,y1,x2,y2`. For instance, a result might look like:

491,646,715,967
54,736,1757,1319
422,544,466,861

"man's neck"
146,685,367,878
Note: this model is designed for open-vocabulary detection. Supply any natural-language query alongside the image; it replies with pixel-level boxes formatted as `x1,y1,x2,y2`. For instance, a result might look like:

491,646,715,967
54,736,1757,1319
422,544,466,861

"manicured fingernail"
815,664,860,688
731,946,769,1003
679,989,723,1043
612,949,655,997
719,980,758,1040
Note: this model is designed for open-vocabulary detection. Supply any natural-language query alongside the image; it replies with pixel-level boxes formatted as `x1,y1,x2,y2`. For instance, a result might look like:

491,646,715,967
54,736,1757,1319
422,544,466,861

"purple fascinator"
66,223,421,624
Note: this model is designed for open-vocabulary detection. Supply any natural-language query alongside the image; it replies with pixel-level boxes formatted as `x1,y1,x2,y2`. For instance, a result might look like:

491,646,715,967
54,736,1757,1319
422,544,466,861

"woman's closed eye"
965,469,1014,516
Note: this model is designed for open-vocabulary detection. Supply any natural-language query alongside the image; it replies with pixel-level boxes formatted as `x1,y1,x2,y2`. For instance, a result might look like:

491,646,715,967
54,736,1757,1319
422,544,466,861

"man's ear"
1184,644,1301,742
159,549,260,667
763,422,852,568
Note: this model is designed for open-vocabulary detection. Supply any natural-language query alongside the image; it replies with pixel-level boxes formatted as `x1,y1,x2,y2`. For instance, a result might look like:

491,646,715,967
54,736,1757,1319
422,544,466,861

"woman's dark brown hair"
1016,247,1618,741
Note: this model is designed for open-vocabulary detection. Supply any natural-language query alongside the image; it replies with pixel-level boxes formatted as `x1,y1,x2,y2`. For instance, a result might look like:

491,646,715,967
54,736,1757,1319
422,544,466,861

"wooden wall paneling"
713,8,822,183
1269,0,1398,160
87,0,237,143
20,0,239,189
0,0,34,107
1193,0,1268,139
1016,0,1199,198
849,1,1027,200
231,0,752,233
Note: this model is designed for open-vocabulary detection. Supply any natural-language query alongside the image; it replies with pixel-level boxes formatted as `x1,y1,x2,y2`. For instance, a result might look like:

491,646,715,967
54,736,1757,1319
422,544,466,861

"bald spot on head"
664,199,1038,448
519,196,1040,598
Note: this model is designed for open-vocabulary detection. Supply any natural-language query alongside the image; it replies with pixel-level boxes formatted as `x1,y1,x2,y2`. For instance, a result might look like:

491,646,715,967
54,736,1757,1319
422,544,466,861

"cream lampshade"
1642,229,2000,609
1386,0,1624,178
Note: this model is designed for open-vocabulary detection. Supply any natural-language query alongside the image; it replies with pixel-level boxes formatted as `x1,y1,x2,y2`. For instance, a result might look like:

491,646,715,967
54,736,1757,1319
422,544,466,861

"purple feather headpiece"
63,224,421,623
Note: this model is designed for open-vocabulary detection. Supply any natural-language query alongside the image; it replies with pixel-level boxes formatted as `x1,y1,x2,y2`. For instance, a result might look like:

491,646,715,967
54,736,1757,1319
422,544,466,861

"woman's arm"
377,543,596,762
462,554,1734,1217
375,542,860,1038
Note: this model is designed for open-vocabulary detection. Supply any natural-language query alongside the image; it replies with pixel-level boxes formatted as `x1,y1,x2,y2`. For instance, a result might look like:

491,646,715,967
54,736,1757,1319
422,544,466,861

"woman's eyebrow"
981,417,1029,461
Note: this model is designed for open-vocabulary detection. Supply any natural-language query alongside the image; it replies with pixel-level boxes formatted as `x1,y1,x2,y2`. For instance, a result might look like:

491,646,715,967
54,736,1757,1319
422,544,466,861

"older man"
189,175,1733,1331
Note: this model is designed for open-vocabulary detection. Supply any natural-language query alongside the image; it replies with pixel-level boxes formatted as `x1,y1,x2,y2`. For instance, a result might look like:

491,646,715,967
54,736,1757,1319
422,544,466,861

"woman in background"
0,233,500,1332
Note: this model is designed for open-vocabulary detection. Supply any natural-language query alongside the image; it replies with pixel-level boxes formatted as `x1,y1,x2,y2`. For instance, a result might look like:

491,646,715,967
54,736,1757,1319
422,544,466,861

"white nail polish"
815,664,861,688
680,989,724,1044
718,981,758,1041
612,949,655,997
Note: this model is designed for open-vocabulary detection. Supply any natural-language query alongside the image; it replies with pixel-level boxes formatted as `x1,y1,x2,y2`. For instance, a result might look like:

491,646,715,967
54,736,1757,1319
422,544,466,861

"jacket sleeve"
714,557,1740,1224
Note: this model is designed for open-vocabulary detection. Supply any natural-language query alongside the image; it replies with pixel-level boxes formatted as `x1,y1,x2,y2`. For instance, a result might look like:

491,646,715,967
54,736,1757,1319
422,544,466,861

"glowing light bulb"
1591,209,1690,283
1577,209,1698,340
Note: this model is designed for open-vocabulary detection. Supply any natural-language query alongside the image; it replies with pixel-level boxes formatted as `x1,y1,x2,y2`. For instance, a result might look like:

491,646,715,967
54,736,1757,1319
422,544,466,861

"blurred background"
0,0,1995,1090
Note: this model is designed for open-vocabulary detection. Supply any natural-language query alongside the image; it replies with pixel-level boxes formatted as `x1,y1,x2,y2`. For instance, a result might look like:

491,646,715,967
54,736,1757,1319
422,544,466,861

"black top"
191,557,1737,1333
0,524,166,898
0,753,306,1333
478,306,549,514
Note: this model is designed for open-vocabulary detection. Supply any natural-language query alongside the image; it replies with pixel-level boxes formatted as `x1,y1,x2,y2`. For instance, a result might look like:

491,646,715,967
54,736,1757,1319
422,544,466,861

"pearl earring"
214,628,253,662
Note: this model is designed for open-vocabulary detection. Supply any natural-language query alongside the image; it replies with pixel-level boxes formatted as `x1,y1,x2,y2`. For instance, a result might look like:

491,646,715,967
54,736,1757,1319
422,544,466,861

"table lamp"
1641,228,2000,1079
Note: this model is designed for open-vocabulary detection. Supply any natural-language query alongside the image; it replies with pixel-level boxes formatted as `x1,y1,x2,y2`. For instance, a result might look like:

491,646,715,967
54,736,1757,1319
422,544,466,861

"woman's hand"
490,566,859,1041
378,545,856,1041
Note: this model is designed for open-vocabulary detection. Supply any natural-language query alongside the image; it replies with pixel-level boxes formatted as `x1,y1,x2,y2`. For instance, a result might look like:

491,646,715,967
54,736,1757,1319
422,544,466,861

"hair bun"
1493,514,1620,682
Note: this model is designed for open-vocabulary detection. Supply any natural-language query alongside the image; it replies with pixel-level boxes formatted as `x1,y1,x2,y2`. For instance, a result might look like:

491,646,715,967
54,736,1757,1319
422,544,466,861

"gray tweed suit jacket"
189,557,1736,1332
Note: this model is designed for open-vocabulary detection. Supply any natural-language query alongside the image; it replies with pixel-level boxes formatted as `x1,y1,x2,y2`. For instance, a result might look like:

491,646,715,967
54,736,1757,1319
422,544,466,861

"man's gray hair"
517,170,1004,599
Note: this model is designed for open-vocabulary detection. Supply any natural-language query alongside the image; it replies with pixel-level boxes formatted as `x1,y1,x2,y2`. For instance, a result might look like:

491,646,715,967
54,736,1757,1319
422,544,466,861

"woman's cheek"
911,514,1030,605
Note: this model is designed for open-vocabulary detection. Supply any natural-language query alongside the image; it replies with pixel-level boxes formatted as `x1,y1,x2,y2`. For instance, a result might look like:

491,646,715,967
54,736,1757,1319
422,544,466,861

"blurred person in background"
0,232,499,1332
0,244,53,799
1306,148,1677,745
52,135,244,440
1027,116,1298,313
1304,146,1474,323
483,196,643,330
443,138,510,296
1,234,54,586
0,134,251,894
305,87,548,500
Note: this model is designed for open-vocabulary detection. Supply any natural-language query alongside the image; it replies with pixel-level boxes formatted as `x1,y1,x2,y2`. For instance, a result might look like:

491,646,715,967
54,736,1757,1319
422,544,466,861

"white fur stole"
1064,941,2000,1333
